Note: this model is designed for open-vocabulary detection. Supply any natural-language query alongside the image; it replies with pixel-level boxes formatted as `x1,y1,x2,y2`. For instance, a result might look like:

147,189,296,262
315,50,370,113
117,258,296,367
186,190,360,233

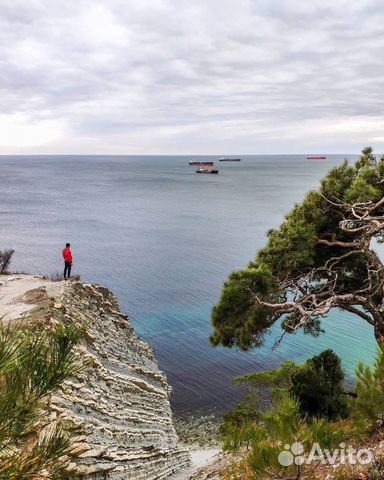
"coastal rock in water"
0,275,191,479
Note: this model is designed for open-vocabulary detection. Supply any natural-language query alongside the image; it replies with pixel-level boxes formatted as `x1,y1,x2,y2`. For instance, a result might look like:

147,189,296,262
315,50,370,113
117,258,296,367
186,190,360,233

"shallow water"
0,154,377,413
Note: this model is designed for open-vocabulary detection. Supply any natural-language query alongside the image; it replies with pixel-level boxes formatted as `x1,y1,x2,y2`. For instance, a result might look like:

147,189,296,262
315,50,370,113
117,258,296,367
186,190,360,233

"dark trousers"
64,262,72,279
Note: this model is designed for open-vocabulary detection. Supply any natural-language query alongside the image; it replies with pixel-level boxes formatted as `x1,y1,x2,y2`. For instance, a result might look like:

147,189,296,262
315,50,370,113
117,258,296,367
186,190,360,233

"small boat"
307,155,326,160
189,160,214,166
218,157,241,162
196,166,219,174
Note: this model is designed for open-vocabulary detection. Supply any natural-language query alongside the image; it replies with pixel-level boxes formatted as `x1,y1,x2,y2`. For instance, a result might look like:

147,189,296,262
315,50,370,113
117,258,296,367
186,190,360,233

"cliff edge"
0,274,191,479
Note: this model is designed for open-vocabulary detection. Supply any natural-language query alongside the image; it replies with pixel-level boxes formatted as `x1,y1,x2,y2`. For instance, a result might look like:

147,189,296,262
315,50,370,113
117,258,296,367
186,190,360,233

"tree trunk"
374,320,384,344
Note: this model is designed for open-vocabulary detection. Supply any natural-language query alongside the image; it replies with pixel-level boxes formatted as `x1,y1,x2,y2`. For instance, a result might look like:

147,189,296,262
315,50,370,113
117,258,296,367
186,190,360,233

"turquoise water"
0,154,377,412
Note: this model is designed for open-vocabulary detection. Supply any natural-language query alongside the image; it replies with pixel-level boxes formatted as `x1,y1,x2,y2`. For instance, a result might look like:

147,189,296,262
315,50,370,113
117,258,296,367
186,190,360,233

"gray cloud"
0,0,383,153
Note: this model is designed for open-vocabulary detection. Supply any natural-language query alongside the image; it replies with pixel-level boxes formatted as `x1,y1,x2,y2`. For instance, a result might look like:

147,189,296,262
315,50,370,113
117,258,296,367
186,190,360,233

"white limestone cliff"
0,274,191,479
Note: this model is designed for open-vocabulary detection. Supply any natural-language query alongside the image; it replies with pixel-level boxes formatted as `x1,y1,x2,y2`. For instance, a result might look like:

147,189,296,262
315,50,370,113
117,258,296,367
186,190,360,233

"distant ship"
307,155,326,160
189,160,214,166
196,166,219,174
219,158,241,162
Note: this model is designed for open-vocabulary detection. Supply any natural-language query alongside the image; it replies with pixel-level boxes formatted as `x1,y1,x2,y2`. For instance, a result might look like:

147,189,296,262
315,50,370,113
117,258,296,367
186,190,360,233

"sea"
0,154,377,414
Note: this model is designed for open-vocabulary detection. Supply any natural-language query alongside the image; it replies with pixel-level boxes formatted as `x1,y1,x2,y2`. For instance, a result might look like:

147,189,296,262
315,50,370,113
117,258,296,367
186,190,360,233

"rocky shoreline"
174,413,221,449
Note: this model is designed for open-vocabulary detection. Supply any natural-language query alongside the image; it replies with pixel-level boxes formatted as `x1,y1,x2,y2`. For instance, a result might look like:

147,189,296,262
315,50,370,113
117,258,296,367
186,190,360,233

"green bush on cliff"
221,349,384,479
222,349,348,442
240,401,346,480
0,321,84,480
221,353,348,479
350,346,384,436
291,349,349,421
211,147,384,349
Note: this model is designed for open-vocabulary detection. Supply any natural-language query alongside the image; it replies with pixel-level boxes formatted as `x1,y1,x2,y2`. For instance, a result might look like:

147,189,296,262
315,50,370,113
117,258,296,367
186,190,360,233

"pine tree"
211,147,384,350
291,349,348,420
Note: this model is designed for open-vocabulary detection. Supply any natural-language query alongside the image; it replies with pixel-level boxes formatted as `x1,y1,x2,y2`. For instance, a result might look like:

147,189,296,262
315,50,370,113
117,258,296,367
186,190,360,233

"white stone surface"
0,274,64,320
169,449,221,480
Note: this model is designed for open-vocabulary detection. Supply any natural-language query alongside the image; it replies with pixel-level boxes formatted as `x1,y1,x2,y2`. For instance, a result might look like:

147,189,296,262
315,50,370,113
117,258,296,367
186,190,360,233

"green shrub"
351,346,384,436
221,351,351,479
291,349,349,420
223,389,347,480
0,321,84,479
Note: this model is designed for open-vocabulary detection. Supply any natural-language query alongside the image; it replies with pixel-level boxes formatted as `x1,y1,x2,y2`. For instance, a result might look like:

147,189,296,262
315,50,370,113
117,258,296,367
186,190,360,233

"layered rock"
0,275,190,479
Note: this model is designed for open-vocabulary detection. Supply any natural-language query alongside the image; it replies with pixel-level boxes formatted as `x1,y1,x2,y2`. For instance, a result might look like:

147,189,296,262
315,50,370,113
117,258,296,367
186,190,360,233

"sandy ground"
0,274,64,321
168,448,222,480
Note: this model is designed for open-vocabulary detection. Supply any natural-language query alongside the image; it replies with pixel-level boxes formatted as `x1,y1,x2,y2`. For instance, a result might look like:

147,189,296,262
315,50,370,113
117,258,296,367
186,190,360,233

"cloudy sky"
0,0,383,154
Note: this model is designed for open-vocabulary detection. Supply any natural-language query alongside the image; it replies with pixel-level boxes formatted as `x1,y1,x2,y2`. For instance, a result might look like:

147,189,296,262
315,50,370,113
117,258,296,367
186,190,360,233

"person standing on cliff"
62,243,73,280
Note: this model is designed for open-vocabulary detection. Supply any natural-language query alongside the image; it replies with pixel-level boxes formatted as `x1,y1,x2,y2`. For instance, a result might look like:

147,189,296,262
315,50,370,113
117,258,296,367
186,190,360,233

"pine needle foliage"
0,320,84,480
221,351,351,479
350,346,384,436
290,349,349,420
222,384,346,480
221,348,384,478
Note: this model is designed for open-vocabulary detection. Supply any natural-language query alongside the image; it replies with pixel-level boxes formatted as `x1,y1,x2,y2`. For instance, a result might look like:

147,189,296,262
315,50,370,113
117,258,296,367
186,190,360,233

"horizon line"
0,152,365,157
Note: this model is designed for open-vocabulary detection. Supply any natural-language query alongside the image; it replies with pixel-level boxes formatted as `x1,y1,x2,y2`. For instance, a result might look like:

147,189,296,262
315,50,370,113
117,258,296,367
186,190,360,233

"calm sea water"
0,155,377,413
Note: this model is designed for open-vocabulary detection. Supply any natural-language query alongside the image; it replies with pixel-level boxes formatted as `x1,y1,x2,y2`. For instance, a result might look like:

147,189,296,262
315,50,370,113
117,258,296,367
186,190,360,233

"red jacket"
62,247,73,263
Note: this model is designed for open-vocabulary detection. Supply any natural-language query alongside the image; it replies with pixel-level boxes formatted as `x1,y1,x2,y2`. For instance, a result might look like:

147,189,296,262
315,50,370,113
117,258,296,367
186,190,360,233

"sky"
0,0,384,155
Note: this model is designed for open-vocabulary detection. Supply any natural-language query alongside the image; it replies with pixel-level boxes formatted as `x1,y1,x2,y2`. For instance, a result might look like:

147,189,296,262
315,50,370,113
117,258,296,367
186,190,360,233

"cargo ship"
196,166,219,174
189,160,214,166
307,155,326,160
218,157,241,162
